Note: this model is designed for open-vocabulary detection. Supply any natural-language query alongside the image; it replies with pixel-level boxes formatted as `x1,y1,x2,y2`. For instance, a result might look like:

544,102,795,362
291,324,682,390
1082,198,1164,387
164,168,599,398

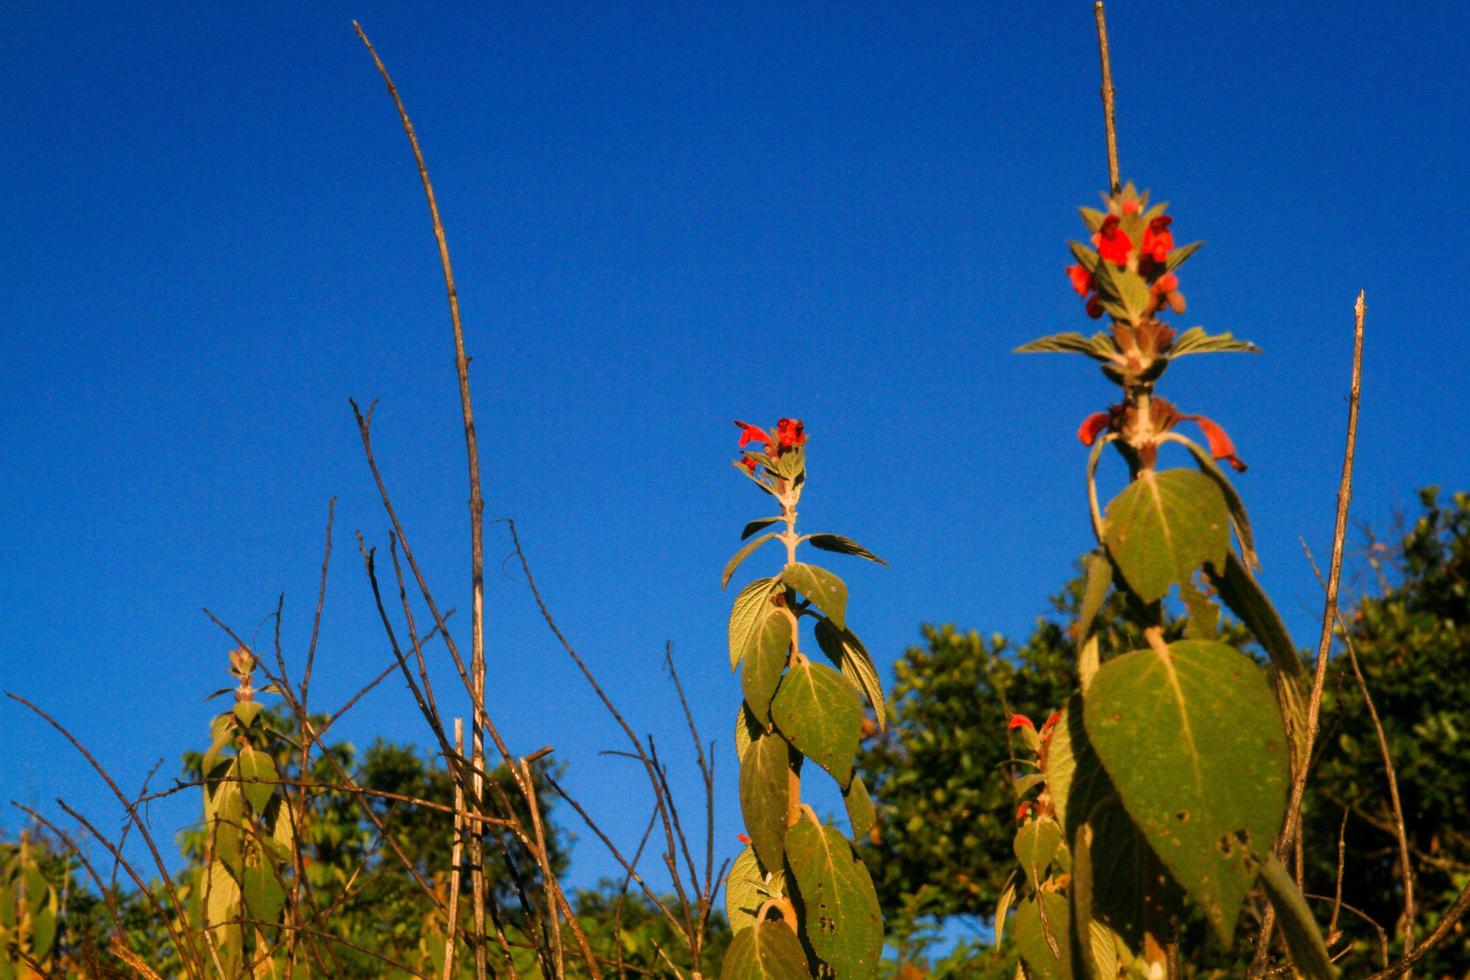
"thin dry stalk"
1093,2,1121,194
443,719,467,980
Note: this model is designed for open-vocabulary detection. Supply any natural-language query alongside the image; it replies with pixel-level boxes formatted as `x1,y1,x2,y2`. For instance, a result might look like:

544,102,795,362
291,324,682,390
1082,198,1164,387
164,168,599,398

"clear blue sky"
4,2,1468,896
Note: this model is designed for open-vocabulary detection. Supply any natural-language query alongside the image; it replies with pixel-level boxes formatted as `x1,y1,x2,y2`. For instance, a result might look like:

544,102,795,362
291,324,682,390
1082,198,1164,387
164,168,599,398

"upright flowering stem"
721,419,888,979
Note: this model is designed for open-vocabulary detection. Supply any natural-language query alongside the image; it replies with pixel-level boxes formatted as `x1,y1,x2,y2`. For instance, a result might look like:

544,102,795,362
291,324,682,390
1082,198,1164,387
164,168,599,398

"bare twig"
444,719,466,980
1093,2,1121,194
1361,878,1470,979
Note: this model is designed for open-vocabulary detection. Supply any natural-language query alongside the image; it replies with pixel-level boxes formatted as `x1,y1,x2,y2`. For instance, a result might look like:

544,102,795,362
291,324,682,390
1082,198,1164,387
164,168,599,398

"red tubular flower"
738,457,758,474
737,833,752,845
1016,801,1034,822
1121,198,1141,216
1066,263,1094,297
1141,215,1174,263
1008,713,1035,731
733,420,770,448
1093,215,1133,265
1185,414,1247,473
1077,412,1111,446
776,418,807,448
1151,272,1179,296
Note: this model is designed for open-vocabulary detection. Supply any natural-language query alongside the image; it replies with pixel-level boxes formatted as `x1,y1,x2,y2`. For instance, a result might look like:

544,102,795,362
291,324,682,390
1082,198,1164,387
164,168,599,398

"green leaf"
843,774,876,841
232,700,263,728
1168,433,1259,569
1078,206,1107,232
771,660,862,786
1068,240,1099,269
1014,818,1063,891
1178,575,1219,640
744,610,793,722
1083,639,1291,943
742,517,783,540
237,746,279,813
804,534,887,566
725,532,781,589
1169,324,1261,356
1259,853,1335,979
736,702,763,763
1103,468,1230,604
204,858,242,928
1098,261,1151,324
30,905,56,960
1014,332,1110,359
1078,634,1100,694
784,817,883,978
1077,551,1113,643
242,862,287,924
1163,240,1205,273
731,578,783,671
813,618,887,729
726,846,785,933
740,734,793,874
721,920,813,980
1012,891,1073,980
993,875,1017,948
210,776,246,876
781,563,848,628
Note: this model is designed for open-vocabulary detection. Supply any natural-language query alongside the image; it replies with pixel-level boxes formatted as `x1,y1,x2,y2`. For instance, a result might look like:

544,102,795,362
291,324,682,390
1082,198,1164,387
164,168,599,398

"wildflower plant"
1002,184,1335,977
721,418,888,978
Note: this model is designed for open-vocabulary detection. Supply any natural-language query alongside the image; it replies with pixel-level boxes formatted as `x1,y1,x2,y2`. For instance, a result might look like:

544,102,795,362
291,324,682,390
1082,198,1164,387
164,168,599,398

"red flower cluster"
1141,215,1174,264
1065,264,1107,319
733,418,808,477
777,418,807,448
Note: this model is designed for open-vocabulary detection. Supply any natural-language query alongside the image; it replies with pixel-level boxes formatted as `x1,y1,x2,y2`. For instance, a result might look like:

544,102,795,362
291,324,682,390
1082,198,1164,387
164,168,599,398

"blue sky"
4,1,1469,898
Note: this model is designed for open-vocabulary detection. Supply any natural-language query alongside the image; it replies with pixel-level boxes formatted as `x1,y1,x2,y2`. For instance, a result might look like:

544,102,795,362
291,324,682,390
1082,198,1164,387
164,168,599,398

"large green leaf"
813,618,887,729
731,577,783,671
804,534,887,566
721,920,813,980
784,818,882,978
1259,853,1335,979
743,610,793,722
740,734,793,874
771,660,862,786
242,861,287,924
1012,891,1074,980
781,563,848,629
1168,431,1259,569
1083,639,1291,943
1103,468,1230,604
725,532,781,589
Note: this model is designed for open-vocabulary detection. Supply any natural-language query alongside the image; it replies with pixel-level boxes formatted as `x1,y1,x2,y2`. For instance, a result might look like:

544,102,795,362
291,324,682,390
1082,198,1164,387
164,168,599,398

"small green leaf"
1103,468,1230,604
725,532,781,589
1068,240,1099,269
1163,240,1205,273
804,534,887,566
736,702,763,763
743,610,793,722
1083,640,1290,944
785,817,883,978
726,846,785,933
771,660,862,786
1169,324,1261,356
236,746,279,813
740,734,793,874
30,905,56,960
1077,551,1113,642
1014,332,1109,359
781,563,848,629
232,700,263,728
1014,818,1063,891
730,578,783,671
1098,261,1151,323
993,875,1017,948
242,862,287,924
1078,206,1106,232
843,774,876,841
721,920,813,980
813,618,887,729
742,517,783,540
1259,853,1335,979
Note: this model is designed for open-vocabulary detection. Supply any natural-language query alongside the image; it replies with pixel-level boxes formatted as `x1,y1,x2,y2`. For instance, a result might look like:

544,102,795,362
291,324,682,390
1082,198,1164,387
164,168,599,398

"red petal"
1015,801,1034,822
733,420,771,448
737,833,752,845
1008,713,1035,731
1077,412,1110,446
1066,263,1093,296
1189,415,1248,472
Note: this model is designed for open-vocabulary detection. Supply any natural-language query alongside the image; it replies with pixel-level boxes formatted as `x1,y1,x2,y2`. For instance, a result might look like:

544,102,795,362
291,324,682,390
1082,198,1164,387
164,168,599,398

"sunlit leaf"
785,817,882,978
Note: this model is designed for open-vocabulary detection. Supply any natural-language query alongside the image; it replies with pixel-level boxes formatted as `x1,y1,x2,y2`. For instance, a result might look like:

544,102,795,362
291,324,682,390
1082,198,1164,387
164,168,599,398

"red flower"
1141,216,1174,264
1151,272,1179,296
737,833,752,845
1015,801,1034,822
1077,412,1111,447
1121,198,1141,216
1085,295,1105,319
776,418,806,448
738,456,758,474
1093,215,1133,265
1185,414,1247,473
733,420,770,449
1066,263,1094,297
1008,713,1035,731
